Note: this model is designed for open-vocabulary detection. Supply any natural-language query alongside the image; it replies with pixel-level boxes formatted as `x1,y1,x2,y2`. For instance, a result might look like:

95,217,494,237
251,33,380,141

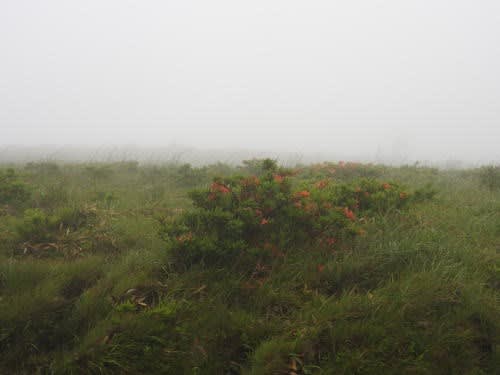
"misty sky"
1,1,499,162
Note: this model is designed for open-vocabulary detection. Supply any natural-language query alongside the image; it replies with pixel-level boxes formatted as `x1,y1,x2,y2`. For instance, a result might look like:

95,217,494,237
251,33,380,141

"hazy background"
1,1,499,164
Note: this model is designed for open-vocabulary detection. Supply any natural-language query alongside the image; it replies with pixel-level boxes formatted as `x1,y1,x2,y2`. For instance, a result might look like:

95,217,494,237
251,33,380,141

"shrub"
0,168,31,207
175,163,209,187
159,160,416,269
16,208,58,243
24,161,60,176
14,207,97,256
479,165,500,190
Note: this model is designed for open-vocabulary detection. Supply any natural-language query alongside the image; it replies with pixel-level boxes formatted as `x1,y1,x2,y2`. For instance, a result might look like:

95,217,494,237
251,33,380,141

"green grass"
0,160,498,374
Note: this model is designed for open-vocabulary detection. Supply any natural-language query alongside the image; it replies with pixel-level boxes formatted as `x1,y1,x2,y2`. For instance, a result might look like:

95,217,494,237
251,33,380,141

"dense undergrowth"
0,160,498,374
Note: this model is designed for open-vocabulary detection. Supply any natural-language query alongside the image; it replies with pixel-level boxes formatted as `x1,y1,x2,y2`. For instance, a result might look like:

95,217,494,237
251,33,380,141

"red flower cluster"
210,182,231,194
295,190,311,198
382,183,391,190
315,179,329,189
326,237,336,246
273,174,285,183
208,182,231,201
343,207,356,221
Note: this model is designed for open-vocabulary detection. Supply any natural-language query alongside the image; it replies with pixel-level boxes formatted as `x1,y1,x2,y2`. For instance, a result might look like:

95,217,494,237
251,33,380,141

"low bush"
479,165,500,190
0,168,31,208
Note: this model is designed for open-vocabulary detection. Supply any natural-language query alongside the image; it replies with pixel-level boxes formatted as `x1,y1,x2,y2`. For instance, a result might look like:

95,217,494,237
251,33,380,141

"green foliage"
16,207,94,244
0,159,498,374
16,208,58,243
479,165,500,190
0,168,31,207
239,158,277,175
25,161,61,176
297,161,383,181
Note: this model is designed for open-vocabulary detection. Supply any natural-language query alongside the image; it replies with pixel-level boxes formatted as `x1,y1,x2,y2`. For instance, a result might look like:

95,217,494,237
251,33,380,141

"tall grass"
0,160,498,374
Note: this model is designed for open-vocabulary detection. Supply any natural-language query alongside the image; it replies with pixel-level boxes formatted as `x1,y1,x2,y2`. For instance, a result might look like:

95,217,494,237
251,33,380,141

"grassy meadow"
0,160,499,374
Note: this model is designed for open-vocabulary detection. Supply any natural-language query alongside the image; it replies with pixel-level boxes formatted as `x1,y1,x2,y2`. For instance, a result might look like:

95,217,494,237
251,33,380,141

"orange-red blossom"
176,232,193,243
295,190,311,198
273,174,285,183
315,180,329,189
210,182,231,194
343,207,356,221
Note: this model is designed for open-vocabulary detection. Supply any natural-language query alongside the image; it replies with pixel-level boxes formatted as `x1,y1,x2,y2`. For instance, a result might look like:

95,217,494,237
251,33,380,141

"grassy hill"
0,160,498,374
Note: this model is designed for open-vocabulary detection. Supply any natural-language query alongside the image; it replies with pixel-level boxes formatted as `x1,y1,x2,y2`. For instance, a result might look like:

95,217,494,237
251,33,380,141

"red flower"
343,207,356,221
315,180,329,189
260,218,269,225
210,182,231,194
296,190,310,198
317,264,325,273
273,174,285,183
304,202,317,213
382,183,391,190
326,237,336,246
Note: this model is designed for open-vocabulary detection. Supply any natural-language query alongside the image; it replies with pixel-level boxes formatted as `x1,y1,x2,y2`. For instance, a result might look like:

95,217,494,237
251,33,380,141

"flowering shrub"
159,160,419,269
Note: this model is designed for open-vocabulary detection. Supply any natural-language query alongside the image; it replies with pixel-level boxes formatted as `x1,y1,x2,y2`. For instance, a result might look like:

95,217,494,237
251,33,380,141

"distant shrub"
85,165,114,188
0,168,31,207
24,161,60,175
118,160,140,173
175,163,209,187
479,165,500,190
35,183,69,210
297,161,383,181
239,158,279,175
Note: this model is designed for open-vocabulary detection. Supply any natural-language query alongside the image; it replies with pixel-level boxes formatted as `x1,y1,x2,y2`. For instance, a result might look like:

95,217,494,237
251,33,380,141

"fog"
1,1,499,164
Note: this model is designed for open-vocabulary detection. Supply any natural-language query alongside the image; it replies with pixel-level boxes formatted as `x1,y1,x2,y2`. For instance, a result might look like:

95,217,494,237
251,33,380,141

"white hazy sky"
1,0,499,162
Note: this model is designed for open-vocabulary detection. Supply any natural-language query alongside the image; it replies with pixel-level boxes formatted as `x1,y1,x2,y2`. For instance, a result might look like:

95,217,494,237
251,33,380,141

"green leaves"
0,168,31,208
